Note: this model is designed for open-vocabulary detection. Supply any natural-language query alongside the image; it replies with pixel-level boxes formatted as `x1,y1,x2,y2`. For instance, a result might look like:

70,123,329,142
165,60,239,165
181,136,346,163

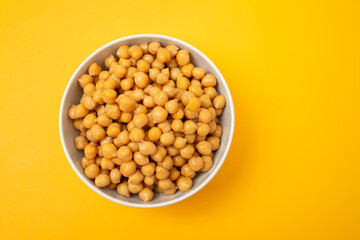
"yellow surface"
0,0,359,239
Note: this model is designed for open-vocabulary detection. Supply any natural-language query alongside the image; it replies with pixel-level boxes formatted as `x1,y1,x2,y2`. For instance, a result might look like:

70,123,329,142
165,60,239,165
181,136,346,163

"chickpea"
207,136,220,151
97,145,103,157
142,54,154,64
128,45,143,60
90,124,106,141
100,136,113,145
127,141,139,153
129,128,145,142
166,58,178,68
177,176,192,192
198,108,211,123
163,186,178,195
151,146,167,162
117,146,133,162
153,91,168,107
176,49,190,66
95,114,110,127
151,106,168,123
172,108,184,119
81,157,95,169
173,155,186,167
155,166,169,180
181,164,195,177
160,131,175,146
156,72,169,85
117,112,131,123
136,59,150,73
151,59,165,70
148,68,160,81
141,95,154,108
181,63,194,78
188,157,204,172
157,47,171,63
106,103,121,119
104,123,119,138
128,182,143,194
144,175,156,186
208,107,216,120
177,77,190,90
107,182,117,190
196,134,206,143
100,142,116,159
100,157,114,170
156,121,169,134
95,173,110,187
183,120,198,135
83,84,96,97
139,188,154,202
149,86,161,97
133,72,149,89
208,120,217,134
192,67,205,80
119,58,132,68
115,130,130,146
187,97,201,112
158,179,174,191
201,156,213,171
134,104,147,114
100,89,116,104
104,55,116,69
202,74,217,87
75,135,88,150
120,160,137,177
216,109,223,116
197,123,210,136
103,78,117,90
204,87,217,99
213,95,226,109
71,104,88,119
196,141,212,155
110,168,121,184
88,62,101,76
189,85,203,98
100,169,110,174
212,125,222,137
166,44,179,57
81,96,96,110
84,164,100,179
128,170,144,184
117,182,130,197
170,68,183,81
125,67,137,79
181,91,195,106
117,45,130,59
78,74,94,88
141,163,155,176
129,113,147,129
148,42,161,54
173,137,187,149
180,144,195,159
117,95,137,112
168,168,180,182
73,119,82,130
139,141,157,155
93,90,104,104
119,78,133,91
161,100,178,116
160,155,174,170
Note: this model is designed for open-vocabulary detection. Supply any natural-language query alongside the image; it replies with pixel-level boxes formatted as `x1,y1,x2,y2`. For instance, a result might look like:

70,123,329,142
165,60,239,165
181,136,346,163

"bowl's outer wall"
60,35,234,207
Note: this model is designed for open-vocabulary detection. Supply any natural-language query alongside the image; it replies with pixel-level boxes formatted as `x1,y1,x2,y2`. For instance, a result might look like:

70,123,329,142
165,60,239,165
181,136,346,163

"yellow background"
0,0,359,239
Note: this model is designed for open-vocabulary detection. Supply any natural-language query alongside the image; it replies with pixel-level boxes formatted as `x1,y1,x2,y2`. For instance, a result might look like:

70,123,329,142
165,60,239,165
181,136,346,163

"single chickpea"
207,136,220,151
148,42,161,55
208,120,217,134
181,164,195,177
104,55,117,69
95,156,102,166
189,85,204,98
130,89,144,102
127,142,139,153
151,146,167,162
139,43,148,54
160,131,175,146
100,136,113,145
151,59,165,70
159,155,174,170
125,67,138,79
166,44,179,57
142,54,155,64
151,106,168,123
119,58,132,68
128,45,143,60
149,86,161,97
172,108,184,119
117,95,137,112
100,169,110,174
117,45,130,59
101,157,115,170
72,104,89,119
119,78,133,91
101,143,117,159
197,109,211,124
201,156,213,171
187,97,201,112
204,87,217,99
176,50,190,66
216,109,223,116
196,141,213,155
117,182,130,197
158,179,174,191
105,123,119,138
88,63,101,76
101,89,116,104
83,83,96,96
173,137,187,149
81,157,95,169
183,120,198,135
128,170,145,184
85,130,96,142
90,124,106,142
156,73,169,85
153,91,168,107
141,163,155,176
213,95,226,109
134,104,147,114
95,173,110,187
78,74,94,88
73,119,82,131
149,68,160,81
144,174,155,185
84,164,100,179
173,155,186,167
133,72,149,89
208,107,216,120
158,120,171,133
128,182,143,194
109,168,121,183
181,63,194,78
92,90,104,104
170,68,183,81
188,157,204,172
120,160,137,177
136,59,150,73
75,135,88,150
202,74,217,87
177,76,190,90
129,128,145,142
163,186,178,195
96,114,111,127
162,100,178,115
155,166,169,180
139,141,157,155
130,113,147,129
180,144,195,159
197,123,210,136
169,167,180,181
103,78,117,90
192,67,205,80
157,47,171,63
167,146,179,158
166,58,178,68
191,79,202,87
177,176,192,192
97,145,103,157
118,112,132,123
212,125,222,137
141,95,154,109
115,130,130,146
139,188,153,202
117,146,133,162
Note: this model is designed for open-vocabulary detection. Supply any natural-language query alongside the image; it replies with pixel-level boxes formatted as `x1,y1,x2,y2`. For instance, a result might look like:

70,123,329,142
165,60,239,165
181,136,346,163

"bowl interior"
60,35,234,207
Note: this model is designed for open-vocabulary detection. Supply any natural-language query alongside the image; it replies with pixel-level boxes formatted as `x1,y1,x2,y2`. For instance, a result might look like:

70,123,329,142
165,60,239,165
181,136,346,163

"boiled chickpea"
115,131,130,146
152,59,165,70
151,106,168,123
85,164,100,179
72,104,88,119
204,87,217,99
120,160,137,177
155,166,169,180
128,45,143,60
95,173,110,187
100,143,117,158
95,156,102,166
212,125,222,137
107,182,117,190
139,141,157,155
213,95,226,109
172,108,184,119
127,142,139,153
88,63,101,76
187,97,201,112
75,135,88,150
156,47,171,63
166,58,178,68
137,59,150,73
141,163,155,176
105,123,119,138
188,157,204,172
101,89,116,104
117,146,133,162
78,74,94,88
208,120,217,134
117,182,130,197
160,155,174,170
202,74,217,87
82,96,96,110
201,156,213,171
101,157,115,170
207,136,220,150
148,127,162,142
112,157,123,165
117,95,137,112
196,134,206,143
128,170,144,184
151,146,167,162
143,54,154,64
149,68,160,81
96,114,111,127
216,109,223,116
100,136,113,145
90,124,106,141
106,103,121,119
173,137,187,149
184,134,196,144
177,176,192,192
199,108,212,123
180,144,195,159
100,169,110,174
156,72,169,85
192,67,205,79
197,123,210,136
160,131,175,146
181,63,194,78
128,182,143,194
158,179,174,191
103,78,117,90
181,164,195,177
183,120,198,135
208,107,216,120
117,45,130,59
196,141,212,155
130,113,147,129
181,91,195,106
164,99,178,114
176,50,190,66
154,91,168,106
133,72,149,89
144,175,156,185
189,85,203,98
139,188,154,202
129,128,145,142
177,77,190,90
170,68,183,81
81,157,95,169
97,145,103,157
173,155,186,167
149,86,161,97
158,120,171,133
83,83,96,97
163,186,178,195
169,167,180,181
104,55,117,69
93,90,104,104
166,44,179,57
148,42,161,54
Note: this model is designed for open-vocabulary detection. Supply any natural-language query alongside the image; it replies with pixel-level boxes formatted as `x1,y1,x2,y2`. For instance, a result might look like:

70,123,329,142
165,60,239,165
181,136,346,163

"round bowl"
59,34,235,208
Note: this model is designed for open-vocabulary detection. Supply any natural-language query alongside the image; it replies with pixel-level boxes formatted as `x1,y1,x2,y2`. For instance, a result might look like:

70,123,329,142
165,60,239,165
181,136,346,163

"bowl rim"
59,34,235,208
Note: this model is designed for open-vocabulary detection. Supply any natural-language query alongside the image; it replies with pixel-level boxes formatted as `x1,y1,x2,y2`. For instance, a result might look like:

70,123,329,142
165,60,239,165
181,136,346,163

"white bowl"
59,34,235,208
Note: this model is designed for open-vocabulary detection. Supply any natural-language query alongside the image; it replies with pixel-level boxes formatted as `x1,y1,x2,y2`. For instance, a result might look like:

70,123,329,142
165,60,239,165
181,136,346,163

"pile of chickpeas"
68,42,226,202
